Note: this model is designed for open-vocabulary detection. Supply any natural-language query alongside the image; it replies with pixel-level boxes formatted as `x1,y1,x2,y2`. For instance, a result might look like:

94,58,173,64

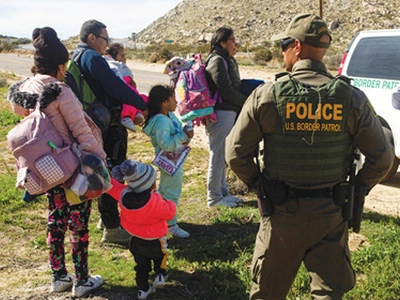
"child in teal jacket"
143,85,194,238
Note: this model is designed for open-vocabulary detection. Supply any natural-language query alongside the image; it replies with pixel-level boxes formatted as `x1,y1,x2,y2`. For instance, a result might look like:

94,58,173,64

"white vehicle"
338,29,400,180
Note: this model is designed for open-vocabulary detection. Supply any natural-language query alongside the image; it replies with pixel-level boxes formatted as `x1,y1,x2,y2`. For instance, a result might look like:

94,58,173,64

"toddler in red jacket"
107,159,176,300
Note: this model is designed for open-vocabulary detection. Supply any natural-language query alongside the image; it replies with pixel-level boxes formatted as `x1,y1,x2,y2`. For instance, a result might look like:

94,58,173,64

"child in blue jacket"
143,85,194,238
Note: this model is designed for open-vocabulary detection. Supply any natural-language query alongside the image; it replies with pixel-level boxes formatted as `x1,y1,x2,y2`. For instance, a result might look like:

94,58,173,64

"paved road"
0,53,33,77
0,53,169,93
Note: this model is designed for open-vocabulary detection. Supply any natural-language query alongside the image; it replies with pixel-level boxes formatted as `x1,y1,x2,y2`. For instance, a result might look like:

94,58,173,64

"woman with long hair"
8,27,105,298
204,26,247,208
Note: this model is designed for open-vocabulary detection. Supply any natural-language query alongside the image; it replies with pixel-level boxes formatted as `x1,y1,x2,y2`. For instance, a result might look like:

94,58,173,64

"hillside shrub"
0,77,7,88
12,38,31,45
0,41,15,53
159,46,174,62
136,42,211,63
324,53,342,71
253,48,273,65
148,52,159,63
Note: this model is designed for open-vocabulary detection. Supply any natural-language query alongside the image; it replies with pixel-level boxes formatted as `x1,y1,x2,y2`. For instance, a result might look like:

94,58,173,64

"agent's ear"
294,39,302,56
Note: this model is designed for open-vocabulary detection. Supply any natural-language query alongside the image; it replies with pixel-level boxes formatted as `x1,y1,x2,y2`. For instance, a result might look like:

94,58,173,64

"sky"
0,0,182,40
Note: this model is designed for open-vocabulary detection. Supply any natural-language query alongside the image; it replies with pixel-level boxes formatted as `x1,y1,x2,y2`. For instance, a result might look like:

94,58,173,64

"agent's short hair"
80,20,107,43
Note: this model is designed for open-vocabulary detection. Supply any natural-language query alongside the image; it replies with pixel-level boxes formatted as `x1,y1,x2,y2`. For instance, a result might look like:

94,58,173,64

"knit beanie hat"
111,160,157,193
32,27,69,74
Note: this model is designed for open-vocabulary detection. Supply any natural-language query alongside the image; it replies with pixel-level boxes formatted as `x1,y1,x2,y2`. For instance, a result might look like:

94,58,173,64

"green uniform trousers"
250,196,355,300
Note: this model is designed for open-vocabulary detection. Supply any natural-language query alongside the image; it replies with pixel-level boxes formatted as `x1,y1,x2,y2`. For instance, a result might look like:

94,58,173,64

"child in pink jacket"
105,43,147,132
107,159,176,300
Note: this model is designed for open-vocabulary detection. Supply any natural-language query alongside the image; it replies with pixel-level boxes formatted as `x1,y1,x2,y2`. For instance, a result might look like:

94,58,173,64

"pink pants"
121,76,148,120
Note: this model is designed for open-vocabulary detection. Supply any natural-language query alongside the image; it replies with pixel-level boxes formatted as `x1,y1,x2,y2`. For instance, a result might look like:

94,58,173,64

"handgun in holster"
349,185,367,233
341,155,367,233
255,176,274,217
254,147,274,217
340,162,356,221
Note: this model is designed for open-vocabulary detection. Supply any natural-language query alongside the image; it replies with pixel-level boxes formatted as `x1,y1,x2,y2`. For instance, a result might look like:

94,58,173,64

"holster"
349,185,367,233
255,178,286,216
255,177,273,217
333,183,353,220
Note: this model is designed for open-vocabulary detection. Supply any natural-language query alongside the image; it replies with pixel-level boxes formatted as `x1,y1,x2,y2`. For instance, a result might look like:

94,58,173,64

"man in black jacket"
72,20,147,245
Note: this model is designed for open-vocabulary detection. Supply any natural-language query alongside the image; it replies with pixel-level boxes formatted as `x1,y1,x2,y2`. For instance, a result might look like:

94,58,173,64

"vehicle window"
347,36,400,80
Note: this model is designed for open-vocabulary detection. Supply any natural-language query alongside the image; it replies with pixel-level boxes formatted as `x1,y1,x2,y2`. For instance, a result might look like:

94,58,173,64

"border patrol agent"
226,13,394,299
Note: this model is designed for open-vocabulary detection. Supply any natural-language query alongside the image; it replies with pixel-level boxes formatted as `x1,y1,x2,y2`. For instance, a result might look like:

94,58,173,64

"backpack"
64,50,111,133
166,54,219,125
7,105,80,195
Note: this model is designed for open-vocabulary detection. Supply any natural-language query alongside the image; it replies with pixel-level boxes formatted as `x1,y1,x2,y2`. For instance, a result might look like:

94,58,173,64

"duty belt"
286,186,334,199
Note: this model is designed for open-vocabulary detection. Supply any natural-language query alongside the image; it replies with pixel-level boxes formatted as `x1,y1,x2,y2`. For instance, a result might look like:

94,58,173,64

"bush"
324,53,342,71
252,48,273,64
159,46,174,62
0,41,15,53
12,38,31,45
195,43,210,55
0,77,7,88
148,52,159,63
141,42,210,63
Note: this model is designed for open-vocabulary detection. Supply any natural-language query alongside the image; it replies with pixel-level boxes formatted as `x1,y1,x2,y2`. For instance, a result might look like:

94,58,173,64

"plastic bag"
66,144,111,205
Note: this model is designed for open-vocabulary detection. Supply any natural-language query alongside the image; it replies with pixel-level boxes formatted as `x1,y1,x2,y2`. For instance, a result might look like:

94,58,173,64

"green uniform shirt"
226,59,394,190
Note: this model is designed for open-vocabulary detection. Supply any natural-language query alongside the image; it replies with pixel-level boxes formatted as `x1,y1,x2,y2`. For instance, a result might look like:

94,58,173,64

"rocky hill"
137,0,400,54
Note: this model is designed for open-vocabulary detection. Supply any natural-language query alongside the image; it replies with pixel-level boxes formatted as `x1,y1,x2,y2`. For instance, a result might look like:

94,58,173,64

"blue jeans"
205,110,237,206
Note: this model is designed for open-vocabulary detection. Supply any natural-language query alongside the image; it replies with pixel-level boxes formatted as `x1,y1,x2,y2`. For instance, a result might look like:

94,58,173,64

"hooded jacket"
107,179,176,239
143,112,188,154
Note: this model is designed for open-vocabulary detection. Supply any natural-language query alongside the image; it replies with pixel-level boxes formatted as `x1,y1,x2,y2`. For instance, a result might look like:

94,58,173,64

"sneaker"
101,226,131,245
208,197,237,208
96,219,104,230
153,273,166,289
168,224,190,238
134,113,145,125
72,275,103,298
50,273,74,293
121,117,137,132
224,195,244,204
137,287,155,299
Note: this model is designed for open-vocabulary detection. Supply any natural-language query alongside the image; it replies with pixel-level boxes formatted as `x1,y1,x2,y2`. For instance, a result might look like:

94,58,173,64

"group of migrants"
7,12,394,300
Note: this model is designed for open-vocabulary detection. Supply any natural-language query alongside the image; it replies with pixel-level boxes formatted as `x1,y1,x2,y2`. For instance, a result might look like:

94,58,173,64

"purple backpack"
7,106,79,195
174,54,218,124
